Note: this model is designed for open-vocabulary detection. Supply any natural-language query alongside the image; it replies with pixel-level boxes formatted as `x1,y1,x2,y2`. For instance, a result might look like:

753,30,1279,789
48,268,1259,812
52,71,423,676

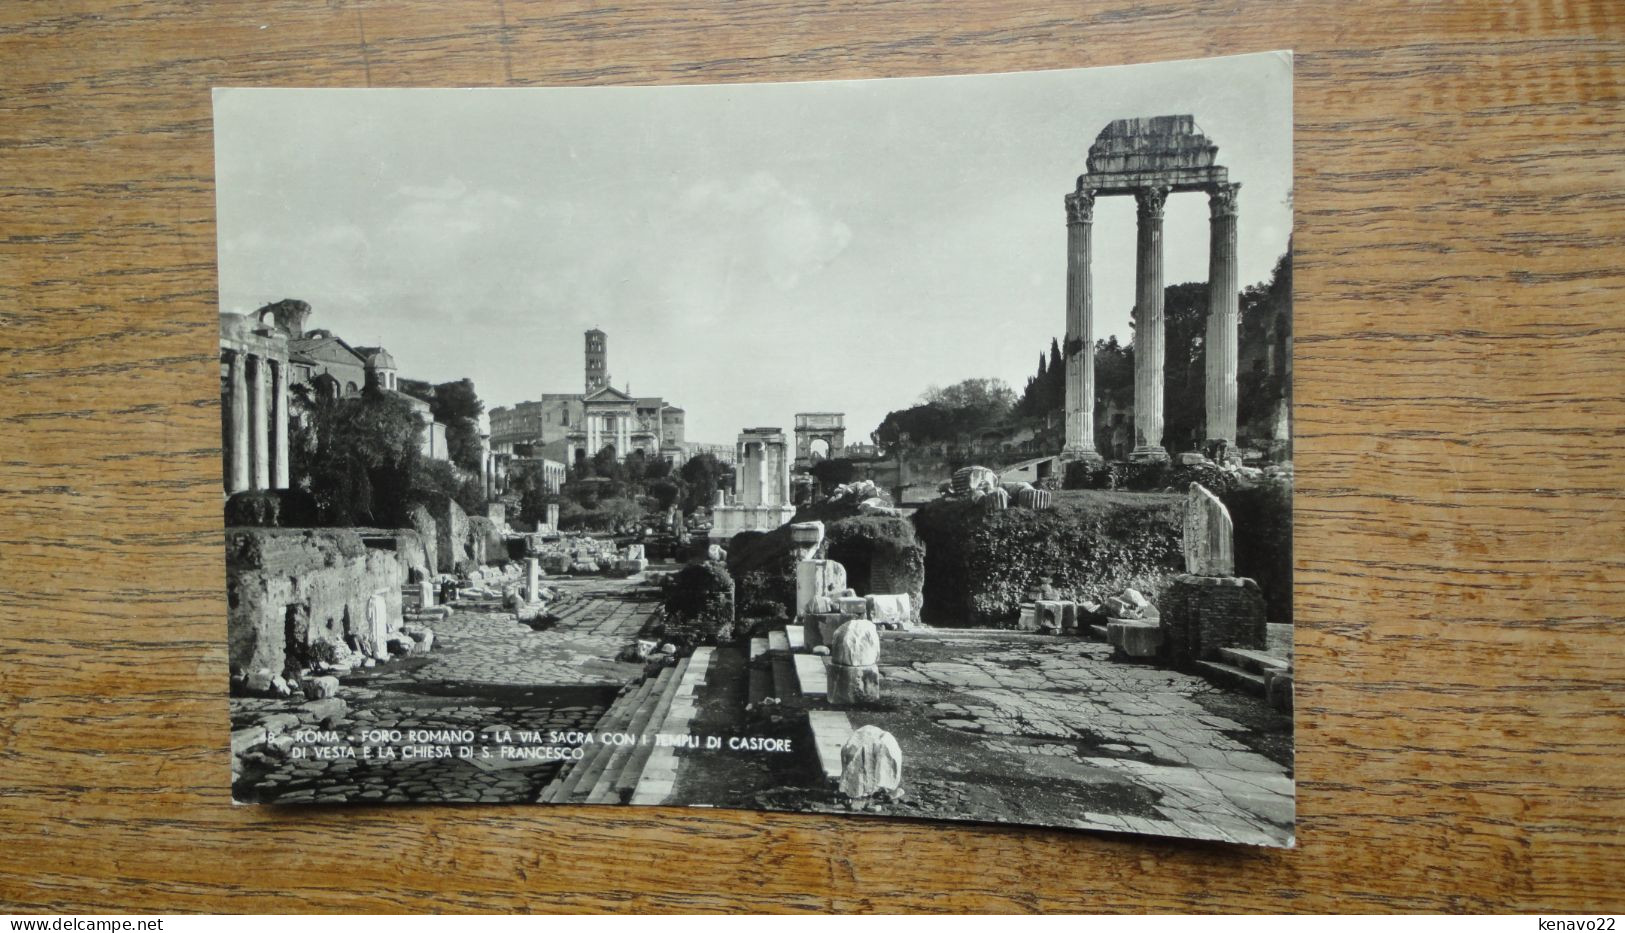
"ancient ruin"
793,412,846,467
1061,116,1243,463
710,427,796,540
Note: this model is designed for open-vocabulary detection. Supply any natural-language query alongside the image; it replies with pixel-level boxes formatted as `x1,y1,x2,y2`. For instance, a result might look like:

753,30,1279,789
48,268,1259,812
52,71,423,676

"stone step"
548,678,650,802
792,653,828,699
584,659,690,804
540,683,638,802
806,710,856,785
1194,659,1267,696
1266,623,1294,658
768,629,790,654
574,665,679,803
1218,647,1291,676
771,655,797,701
784,624,806,651
546,670,664,802
615,649,713,802
625,649,714,805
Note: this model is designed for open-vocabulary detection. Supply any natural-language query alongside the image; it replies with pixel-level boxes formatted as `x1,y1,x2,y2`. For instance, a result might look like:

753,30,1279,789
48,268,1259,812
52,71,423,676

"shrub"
911,490,1184,626
661,561,736,647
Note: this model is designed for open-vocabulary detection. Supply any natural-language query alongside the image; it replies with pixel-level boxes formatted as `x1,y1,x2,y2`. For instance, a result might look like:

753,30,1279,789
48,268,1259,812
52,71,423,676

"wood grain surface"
2,0,1622,914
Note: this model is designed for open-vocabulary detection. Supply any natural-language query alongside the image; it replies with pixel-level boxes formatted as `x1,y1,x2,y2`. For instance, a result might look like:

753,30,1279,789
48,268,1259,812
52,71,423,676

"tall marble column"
226,350,250,494
1205,182,1241,451
1131,186,1170,461
1062,189,1103,463
271,359,289,489
249,354,270,489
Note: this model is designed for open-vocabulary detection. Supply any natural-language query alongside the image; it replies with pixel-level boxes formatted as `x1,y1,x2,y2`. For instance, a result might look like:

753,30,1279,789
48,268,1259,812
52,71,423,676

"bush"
661,561,736,647
911,490,1184,626
225,489,319,528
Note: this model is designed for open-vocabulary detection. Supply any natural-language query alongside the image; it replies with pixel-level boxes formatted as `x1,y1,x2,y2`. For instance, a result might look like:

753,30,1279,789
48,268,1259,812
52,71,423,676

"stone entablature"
1061,114,1243,465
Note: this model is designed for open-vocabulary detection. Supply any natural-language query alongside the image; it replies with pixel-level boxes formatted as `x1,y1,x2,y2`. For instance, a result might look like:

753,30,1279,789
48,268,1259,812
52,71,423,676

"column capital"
1134,185,1170,221
1064,189,1097,225
1209,181,1241,220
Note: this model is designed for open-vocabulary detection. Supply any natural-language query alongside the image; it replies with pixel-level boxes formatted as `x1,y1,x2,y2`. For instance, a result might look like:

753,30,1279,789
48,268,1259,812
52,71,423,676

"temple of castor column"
1060,115,1243,465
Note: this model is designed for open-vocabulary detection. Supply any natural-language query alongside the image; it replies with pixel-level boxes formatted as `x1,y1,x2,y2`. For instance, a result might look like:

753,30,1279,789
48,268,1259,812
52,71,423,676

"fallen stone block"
835,596,869,618
299,697,347,725
1016,603,1038,632
1107,620,1164,659
831,619,880,667
866,594,912,629
1016,487,1053,510
302,675,341,700
230,726,266,757
840,725,903,798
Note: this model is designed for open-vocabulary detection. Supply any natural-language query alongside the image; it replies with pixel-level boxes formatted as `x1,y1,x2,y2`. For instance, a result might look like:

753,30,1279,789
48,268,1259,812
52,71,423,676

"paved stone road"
878,630,1295,846
233,574,659,805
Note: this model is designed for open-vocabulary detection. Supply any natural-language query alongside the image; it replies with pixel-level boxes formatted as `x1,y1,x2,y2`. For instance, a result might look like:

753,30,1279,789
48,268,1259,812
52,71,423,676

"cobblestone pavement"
232,574,659,805
869,630,1295,846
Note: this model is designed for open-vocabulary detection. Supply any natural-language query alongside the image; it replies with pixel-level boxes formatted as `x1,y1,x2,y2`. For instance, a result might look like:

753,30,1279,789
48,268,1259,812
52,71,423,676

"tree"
810,457,858,490
299,386,425,527
507,459,560,529
921,378,1016,417
429,378,485,473
648,477,683,512
678,453,730,513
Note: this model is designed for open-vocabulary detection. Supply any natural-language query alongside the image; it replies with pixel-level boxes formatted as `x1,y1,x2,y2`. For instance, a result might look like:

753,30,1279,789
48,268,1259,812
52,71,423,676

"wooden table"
2,0,1621,913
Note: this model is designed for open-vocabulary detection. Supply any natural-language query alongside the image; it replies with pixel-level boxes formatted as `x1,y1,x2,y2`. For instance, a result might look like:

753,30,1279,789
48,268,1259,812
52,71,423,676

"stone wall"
824,515,925,622
466,516,506,567
406,504,440,578
226,528,406,679
428,495,471,573
1160,573,1267,666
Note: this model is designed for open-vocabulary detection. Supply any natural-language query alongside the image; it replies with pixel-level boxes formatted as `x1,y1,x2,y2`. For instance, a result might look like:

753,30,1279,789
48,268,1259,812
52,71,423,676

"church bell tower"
584,329,608,393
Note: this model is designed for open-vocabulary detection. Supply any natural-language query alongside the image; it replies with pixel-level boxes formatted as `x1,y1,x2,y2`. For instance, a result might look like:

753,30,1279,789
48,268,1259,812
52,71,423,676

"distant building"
490,328,696,465
245,299,450,462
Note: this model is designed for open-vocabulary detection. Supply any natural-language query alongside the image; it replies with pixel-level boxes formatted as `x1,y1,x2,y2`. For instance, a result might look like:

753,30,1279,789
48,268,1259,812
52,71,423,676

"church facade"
489,329,688,465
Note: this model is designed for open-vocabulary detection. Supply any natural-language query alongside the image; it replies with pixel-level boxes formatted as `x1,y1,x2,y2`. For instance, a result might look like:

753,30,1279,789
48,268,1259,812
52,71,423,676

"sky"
214,51,1292,446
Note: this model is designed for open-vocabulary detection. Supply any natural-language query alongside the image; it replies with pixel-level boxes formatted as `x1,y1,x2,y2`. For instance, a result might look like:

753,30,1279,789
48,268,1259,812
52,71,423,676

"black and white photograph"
217,50,1295,847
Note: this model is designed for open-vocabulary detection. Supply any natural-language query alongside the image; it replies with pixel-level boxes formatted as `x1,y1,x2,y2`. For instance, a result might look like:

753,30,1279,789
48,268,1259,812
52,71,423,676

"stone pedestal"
525,558,541,603
829,618,881,706
1131,185,1170,462
417,579,434,609
1160,574,1267,666
828,663,882,705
